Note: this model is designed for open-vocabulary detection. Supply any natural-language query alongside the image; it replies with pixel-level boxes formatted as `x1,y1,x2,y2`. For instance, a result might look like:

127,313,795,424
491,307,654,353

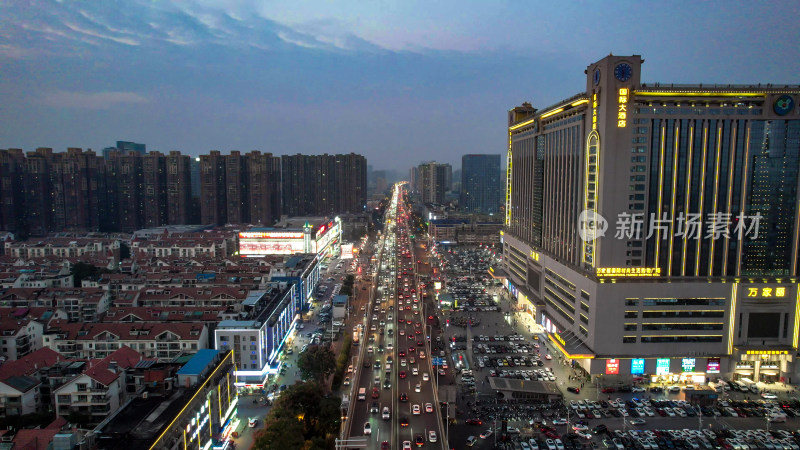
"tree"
252,415,306,450
296,346,336,383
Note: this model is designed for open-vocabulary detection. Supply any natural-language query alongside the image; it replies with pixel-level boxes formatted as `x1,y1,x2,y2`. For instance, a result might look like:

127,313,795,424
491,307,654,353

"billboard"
239,238,305,255
656,358,670,375
605,359,619,375
631,358,645,375
706,357,720,374
341,244,354,259
681,358,696,372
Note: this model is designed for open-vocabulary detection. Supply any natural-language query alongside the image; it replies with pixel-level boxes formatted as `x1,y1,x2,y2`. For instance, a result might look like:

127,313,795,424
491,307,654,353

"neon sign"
746,287,786,298
617,88,628,127
681,358,696,372
706,358,720,374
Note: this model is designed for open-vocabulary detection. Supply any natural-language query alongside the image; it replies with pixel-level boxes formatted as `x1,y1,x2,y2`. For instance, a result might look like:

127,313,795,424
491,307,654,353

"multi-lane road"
344,184,445,450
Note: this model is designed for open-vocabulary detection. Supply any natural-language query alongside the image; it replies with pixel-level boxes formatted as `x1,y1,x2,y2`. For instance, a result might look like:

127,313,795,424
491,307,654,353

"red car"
601,387,615,394
399,371,407,378
466,419,483,426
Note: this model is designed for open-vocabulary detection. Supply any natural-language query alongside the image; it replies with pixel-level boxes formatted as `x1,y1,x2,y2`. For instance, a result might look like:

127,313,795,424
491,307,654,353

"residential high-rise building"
417,162,449,204
0,149,26,235
502,54,800,383
200,151,227,226
166,151,193,225
246,151,281,225
281,153,366,216
142,151,168,228
115,141,146,155
461,154,503,214
225,151,248,225
23,148,55,236
111,151,145,232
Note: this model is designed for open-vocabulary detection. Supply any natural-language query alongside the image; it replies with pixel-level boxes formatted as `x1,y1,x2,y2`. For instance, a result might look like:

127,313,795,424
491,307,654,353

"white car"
248,417,258,428
631,386,646,392
403,441,412,450
428,431,437,443
364,422,372,435
572,424,589,432
412,367,419,375
415,383,421,392
552,418,568,425
382,407,391,420
422,373,430,381
425,403,433,413
412,404,421,415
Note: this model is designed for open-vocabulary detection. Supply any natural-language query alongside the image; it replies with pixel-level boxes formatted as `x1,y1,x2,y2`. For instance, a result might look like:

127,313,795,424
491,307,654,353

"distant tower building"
281,153,366,216
417,162,449,204
166,151,193,225
461,154,503,214
200,151,227,226
116,141,146,155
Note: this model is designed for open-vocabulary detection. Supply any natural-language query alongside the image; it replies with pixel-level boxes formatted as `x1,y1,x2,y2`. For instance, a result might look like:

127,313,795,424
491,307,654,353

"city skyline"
2,1,799,171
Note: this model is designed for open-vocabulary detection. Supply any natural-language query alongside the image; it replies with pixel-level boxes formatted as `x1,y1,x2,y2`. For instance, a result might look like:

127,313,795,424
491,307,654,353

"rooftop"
176,349,220,377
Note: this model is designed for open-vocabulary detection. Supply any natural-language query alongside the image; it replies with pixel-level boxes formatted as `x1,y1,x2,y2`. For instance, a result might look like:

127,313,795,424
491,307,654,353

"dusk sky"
1,0,798,171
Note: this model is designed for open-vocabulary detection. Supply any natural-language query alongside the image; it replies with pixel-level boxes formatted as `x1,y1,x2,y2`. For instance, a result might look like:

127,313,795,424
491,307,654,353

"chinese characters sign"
597,267,661,277
681,358,696,372
631,358,645,375
746,287,787,298
617,88,628,127
706,358,720,374
592,93,598,130
606,359,620,375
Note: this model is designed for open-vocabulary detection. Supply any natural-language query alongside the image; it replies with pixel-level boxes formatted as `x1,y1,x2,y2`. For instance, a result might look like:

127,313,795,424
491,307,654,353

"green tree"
252,415,306,450
296,346,336,383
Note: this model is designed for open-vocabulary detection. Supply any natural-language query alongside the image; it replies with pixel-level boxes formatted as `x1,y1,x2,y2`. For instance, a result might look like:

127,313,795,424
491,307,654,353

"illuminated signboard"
656,358,670,375
706,357,720,374
617,88,629,127
605,359,620,375
592,93,598,130
341,244,354,259
596,267,662,277
434,282,442,290
553,333,566,346
529,250,540,262
746,350,788,355
239,240,305,255
746,287,787,298
681,358,696,372
239,231,304,239
631,358,645,375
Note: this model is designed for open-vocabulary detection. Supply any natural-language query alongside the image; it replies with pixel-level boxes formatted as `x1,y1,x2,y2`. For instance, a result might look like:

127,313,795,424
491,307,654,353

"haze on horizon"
1,0,798,172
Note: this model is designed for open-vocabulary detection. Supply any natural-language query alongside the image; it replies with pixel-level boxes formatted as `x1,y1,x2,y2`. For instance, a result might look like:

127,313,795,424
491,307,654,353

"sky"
1,0,799,171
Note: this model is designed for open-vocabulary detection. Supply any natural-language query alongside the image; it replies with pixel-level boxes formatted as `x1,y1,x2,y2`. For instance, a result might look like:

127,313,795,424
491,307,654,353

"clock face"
614,63,632,82
593,68,601,85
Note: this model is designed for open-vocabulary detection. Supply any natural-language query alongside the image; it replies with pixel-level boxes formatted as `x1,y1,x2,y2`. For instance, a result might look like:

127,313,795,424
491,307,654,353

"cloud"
41,91,150,109
62,22,140,46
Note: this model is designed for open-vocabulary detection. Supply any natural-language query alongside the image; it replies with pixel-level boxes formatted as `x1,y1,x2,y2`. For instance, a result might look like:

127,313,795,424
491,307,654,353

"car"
466,418,483,426
364,422,372,435
403,441,412,450
370,402,379,413
382,407,391,420
415,434,425,447
762,392,778,399
507,426,521,434
400,416,410,427
576,430,593,440
248,417,258,427
343,377,351,386
383,379,391,389
629,418,646,425
601,387,615,393
480,429,494,439
425,403,433,413
631,386,646,392
567,386,581,394
467,436,478,447
412,404,421,415
552,418,568,425
545,354,552,360
415,383,422,392
572,424,589,432
412,367,419,376
545,439,557,450
400,393,409,402
428,431,437,443
400,371,407,378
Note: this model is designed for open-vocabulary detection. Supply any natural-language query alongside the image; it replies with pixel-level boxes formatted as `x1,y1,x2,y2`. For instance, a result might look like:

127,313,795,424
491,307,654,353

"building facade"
417,162,451,204
281,153,367,217
502,54,800,384
461,154,503,214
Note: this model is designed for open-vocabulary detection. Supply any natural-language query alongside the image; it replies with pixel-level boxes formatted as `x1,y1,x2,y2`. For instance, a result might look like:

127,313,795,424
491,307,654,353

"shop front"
732,349,792,384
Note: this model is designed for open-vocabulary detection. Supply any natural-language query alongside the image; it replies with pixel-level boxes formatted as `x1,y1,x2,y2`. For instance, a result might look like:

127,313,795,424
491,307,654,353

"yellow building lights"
540,107,565,119
509,118,535,131
571,99,589,107
745,350,789,355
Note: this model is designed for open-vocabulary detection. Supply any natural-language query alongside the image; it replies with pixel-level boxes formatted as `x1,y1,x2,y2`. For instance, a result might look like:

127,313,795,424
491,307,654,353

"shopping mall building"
499,54,800,385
